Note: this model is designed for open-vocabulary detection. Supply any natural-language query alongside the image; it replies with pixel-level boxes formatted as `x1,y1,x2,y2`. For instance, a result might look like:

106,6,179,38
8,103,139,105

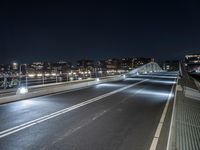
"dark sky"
1,0,200,63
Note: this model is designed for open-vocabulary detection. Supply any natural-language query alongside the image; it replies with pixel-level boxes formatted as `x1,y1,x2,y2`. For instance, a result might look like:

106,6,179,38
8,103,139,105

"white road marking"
166,78,179,150
149,77,177,150
0,79,148,138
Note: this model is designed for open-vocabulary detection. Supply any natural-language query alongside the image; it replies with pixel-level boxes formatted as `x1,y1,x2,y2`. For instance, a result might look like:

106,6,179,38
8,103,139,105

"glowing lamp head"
28,74,35,77
37,73,43,77
19,87,28,94
51,73,56,76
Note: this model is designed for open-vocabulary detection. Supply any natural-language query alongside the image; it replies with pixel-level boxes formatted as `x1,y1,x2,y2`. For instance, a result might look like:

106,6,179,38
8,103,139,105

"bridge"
0,62,199,150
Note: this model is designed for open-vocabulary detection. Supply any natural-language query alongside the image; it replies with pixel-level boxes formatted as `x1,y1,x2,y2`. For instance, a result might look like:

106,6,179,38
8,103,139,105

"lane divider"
0,79,148,138
149,78,177,150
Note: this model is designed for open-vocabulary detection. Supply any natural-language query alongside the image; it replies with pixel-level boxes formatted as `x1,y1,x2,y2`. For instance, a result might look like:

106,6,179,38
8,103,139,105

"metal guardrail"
0,75,122,98
0,72,125,89
0,75,123,104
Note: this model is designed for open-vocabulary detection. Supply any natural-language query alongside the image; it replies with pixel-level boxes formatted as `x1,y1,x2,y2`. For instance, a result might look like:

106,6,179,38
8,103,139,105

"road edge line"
166,77,179,150
149,78,177,150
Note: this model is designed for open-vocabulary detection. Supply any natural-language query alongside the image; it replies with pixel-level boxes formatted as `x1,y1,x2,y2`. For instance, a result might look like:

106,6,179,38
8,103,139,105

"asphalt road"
0,72,177,150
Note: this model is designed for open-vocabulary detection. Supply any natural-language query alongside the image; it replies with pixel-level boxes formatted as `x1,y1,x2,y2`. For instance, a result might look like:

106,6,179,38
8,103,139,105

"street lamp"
13,62,22,86
16,86,28,95
123,74,126,79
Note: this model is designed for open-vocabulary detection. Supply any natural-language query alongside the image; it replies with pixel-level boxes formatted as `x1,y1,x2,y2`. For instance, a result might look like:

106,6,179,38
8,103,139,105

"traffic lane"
136,75,177,81
126,74,177,86
48,80,173,150
0,78,174,150
149,72,178,76
0,79,142,131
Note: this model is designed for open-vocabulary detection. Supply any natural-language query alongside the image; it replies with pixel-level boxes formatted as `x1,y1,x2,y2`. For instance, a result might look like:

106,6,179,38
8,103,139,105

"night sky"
1,0,200,64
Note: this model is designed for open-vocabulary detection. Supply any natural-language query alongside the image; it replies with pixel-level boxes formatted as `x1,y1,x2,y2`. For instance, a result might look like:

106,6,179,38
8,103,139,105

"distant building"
31,62,44,70
119,58,134,70
0,64,5,72
51,61,72,73
162,60,179,71
77,59,94,71
104,59,119,70
133,57,154,68
97,57,154,73
185,54,200,64
96,59,120,75
185,53,200,73
12,62,18,70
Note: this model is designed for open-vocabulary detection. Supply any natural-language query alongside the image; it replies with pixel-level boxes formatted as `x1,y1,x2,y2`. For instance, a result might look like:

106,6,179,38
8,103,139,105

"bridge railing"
127,62,163,77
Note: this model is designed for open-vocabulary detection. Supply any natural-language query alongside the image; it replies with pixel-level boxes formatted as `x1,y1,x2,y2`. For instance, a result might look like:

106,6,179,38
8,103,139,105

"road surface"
0,72,177,150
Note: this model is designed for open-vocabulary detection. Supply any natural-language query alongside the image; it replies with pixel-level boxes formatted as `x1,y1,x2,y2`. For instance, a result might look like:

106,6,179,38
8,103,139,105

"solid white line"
166,78,179,150
149,78,177,150
0,79,148,138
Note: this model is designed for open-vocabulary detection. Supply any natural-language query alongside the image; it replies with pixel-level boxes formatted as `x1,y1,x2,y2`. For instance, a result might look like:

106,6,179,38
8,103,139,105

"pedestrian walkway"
168,76,200,150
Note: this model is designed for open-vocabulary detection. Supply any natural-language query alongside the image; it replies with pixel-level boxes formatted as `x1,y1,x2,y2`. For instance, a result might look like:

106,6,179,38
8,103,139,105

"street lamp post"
13,62,22,87
42,74,45,85
25,75,28,87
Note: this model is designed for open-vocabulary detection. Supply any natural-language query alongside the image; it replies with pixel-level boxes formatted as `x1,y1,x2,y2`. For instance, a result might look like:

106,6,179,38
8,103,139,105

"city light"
51,73,56,76
28,74,35,77
45,73,50,76
13,62,17,66
37,74,43,77
96,78,100,81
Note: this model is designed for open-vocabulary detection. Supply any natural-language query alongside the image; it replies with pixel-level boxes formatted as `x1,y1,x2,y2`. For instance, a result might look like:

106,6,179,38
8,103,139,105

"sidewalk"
168,76,200,150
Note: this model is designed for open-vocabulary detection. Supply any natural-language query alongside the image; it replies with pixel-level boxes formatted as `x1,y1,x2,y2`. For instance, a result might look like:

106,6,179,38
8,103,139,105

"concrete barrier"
0,75,123,104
